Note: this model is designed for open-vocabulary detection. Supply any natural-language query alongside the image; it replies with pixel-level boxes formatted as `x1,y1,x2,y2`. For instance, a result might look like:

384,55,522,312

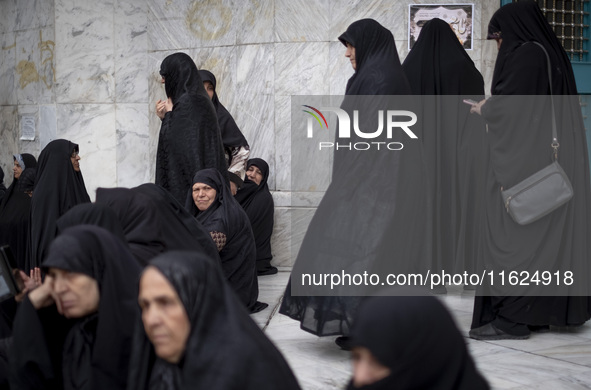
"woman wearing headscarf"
9,226,141,390
155,53,228,205
29,140,90,272
469,1,591,339
95,184,219,266
185,168,265,313
280,19,418,346
346,294,489,390
402,18,486,279
56,203,126,242
0,153,37,270
235,158,276,275
128,251,301,390
199,69,250,195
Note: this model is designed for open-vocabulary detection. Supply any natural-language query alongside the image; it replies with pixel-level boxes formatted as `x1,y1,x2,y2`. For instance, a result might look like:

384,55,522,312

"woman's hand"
28,275,57,310
13,267,43,303
155,97,173,119
470,99,487,116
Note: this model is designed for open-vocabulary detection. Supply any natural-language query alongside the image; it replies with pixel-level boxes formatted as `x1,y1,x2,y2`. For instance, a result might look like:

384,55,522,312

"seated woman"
128,251,301,390
0,153,38,270
29,139,90,271
346,294,489,390
9,226,141,390
199,69,250,195
185,168,266,313
235,158,277,275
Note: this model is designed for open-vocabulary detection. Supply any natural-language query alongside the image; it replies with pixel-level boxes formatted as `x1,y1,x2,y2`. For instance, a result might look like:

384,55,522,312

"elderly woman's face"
70,150,81,172
203,81,215,100
246,165,263,186
13,160,23,180
48,267,99,318
138,267,191,364
192,182,217,211
351,346,391,387
345,42,357,70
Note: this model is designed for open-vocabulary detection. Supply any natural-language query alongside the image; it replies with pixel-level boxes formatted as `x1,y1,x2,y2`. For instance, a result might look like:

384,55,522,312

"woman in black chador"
280,19,414,346
235,158,276,275
0,153,37,270
185,168,265,313
10,226,141,390
402,18,486,278
128,251,301,390
346,295,489,390
155,53,227,205
29,139,90,271
199,69,250,195
469,1,591,340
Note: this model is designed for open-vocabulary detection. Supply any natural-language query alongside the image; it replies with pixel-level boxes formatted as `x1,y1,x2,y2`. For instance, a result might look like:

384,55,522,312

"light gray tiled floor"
251,271,591,390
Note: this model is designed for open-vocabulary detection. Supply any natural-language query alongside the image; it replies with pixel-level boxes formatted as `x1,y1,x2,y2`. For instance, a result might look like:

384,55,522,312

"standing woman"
235,158,277,275
155,53,227,205
29,140,90,271
402,18,486,278
280,19,413,343
469,1,591,339
199,69,250,195
0,153,37,269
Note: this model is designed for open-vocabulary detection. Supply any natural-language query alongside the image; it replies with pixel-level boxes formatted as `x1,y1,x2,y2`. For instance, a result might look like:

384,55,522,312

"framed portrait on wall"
409,4,474,50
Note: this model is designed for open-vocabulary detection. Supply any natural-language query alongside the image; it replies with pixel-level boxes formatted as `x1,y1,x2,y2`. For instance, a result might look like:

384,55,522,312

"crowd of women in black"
0,1,589,389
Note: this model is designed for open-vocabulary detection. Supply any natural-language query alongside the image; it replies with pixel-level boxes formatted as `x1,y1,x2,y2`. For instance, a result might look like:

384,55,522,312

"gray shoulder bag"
500,41,573,225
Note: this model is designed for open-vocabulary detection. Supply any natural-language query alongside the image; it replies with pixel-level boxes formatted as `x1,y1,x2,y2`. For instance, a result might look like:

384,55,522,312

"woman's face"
203,81,215,100
351,346,391,387
13,160,22,180
71,150,81,172
192,182,217,211
48,267,100,318
246,165,263,186
138,267,191,364
345,42,357,70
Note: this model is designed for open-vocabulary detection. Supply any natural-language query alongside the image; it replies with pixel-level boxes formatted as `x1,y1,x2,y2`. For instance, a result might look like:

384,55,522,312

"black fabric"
234,159,275,274
0,168,6,203
280,19,414,336
10,226,141,390
472,1,591,329
56,203,126,242
29,140,90,271
95,184,219,266
199,70,249,149
0,156,37,271
156,53,228,205
346,295,489,390
402,18,486,275
185,168,259,311
127,251,301,390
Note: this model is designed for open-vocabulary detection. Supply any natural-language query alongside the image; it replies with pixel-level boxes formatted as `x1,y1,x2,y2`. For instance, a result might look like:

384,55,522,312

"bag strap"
529,41,560,160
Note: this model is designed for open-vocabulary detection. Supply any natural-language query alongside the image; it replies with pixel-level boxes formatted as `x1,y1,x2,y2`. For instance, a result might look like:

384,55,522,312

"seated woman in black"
185,168,266,313
128,251,301,390
9,226,141,390
235,158,276,275
347,294,489,390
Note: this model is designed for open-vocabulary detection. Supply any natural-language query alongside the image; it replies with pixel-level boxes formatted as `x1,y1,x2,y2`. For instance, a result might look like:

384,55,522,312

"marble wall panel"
16,105,41,160
236,0,274,45
15,28,56,105
271,207,316,268
0,106,18,184
37,105,57,151
274,95,291,191
0,0,17,34
0,32,17,105
274,42,330,96
116,103,152,187
15,0,54,31
56,104,117,200
55,0,115,103
275,0,329,42
115,0,149,103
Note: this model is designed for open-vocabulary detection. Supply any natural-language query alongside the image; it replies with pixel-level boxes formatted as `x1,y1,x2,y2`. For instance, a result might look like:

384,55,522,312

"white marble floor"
251,270,591,390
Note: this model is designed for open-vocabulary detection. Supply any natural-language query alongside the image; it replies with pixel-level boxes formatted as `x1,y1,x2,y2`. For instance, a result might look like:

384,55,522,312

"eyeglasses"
71,151,79,158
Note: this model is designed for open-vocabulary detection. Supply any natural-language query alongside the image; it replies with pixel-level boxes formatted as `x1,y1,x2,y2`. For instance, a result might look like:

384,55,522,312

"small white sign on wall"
20,115,36,141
